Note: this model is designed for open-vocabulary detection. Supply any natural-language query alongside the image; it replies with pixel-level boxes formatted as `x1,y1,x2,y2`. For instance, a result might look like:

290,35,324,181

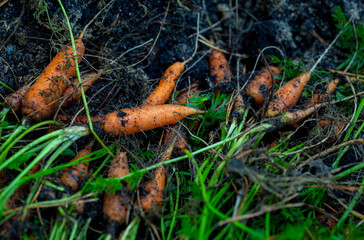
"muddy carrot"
143,62,185,105
138,142,174,210
268,105,318,130
60,141,94,192
4,85,31,113
58,104,203,136
209,50,233,83
245,66,281,105
60,71,102,107
21,39,85,121
308,79,340,106
103,152,130,236
266,71,311,117
309,119,345,144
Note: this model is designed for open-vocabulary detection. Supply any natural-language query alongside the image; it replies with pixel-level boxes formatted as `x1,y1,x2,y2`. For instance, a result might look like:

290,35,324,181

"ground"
0,0,364,239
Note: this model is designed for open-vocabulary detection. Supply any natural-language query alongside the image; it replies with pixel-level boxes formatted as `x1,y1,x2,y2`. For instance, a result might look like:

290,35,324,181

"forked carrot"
266,71,311,117
209,50,233,83
60,140,94,192
143,62,185,105
57,104,203,136
245,66,281,105
21,39,85,121
4,85,31,113
103,152,130,236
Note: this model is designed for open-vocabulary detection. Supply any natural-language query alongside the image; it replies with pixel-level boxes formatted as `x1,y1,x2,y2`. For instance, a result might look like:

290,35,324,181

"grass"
1,1,364,240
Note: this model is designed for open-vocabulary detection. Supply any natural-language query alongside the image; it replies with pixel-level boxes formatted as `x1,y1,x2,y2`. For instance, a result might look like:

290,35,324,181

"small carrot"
143,62,185,105
60,140,94,192
308,79,340,106
177,83,201,105
58,104,203,137
268,105,317,130
60,71,102,107
163,126,187,155
309,119,345,145
245,66,281,105
138,141,174,210
22,39,85,121
103,152,130,236
209,50,233,84
4,85,31,114
266,71,311,117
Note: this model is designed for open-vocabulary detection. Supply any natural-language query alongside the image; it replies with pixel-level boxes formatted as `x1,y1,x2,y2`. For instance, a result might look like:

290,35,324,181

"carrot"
6,162,40,209
4,85,31,113
245,66,281,105
209,50,233,84
138,142,174,210
60,71,102,107
177,83,201,105
60,140,94,192
308,79,340,106
143,62,185,105
266,71,311,117
309,119,345,145
268,105,318,130
58,104,203,136
163,126,187,155
103,152,130,236
21,39,85,121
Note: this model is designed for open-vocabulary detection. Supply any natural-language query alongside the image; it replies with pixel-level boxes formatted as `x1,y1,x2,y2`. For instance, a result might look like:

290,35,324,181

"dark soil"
1,0,363,239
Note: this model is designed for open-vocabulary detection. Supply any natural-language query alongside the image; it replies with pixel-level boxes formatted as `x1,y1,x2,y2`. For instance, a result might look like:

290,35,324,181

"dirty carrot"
309,119,345,145
60,70,102,107
245,66,281,105
143,62,185,105
209,50,233,83
58,104,203,137
266,71,311,117
103,152,130,236
21,38,85,121
60,140,94,192
309,79,340,106
138,141,174,210
4,85,31,113
268,105,317,130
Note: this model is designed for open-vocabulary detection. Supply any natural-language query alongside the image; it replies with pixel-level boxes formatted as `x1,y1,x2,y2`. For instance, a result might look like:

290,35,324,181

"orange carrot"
163,126,187,155
103,152,130,235
58,104,203,136
245,66,281,105
4,85,31,113
143,62,185,105
60,141,94,192
209,50,233,83
138,142,174,210
266,71,311,117
309,79,340,106
22,39,85,121
309,119,345,145
268,105,317,130
60,71,102,107
177,83,201,105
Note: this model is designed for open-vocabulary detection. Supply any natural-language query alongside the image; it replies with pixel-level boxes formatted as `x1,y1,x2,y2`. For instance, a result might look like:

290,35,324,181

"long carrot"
4,85,31,113
60,140,94,192
209,50,233,84
143,62,185,105
21,39,85,121
245,66,281,105
103,152,130,236
266,71,311,117
58,104,203,136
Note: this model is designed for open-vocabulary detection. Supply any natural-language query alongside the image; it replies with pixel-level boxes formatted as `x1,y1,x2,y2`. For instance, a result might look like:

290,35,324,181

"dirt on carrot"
209,50,233,84
4,85,31,114
21,39,85,121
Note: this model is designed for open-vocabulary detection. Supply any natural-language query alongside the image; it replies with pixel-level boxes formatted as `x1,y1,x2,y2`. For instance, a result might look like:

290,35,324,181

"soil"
1,0,363,239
